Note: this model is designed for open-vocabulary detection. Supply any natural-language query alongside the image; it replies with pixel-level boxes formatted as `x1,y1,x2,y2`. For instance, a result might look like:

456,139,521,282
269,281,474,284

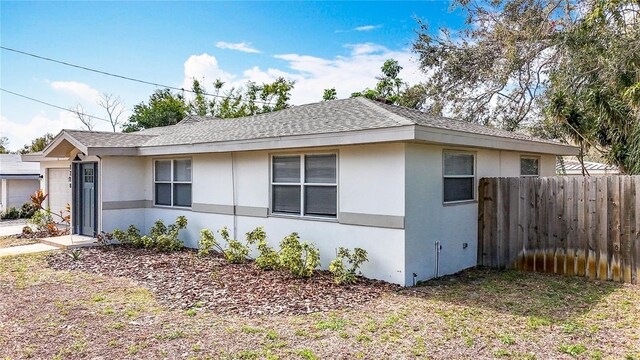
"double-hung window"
520,156,540,177
443,151,475,203
271,154,337,217
154,159,192,207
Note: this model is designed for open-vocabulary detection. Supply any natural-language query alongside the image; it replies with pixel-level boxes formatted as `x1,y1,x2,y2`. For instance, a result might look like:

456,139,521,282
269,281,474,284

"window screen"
272,154,337,217
443,152,475,203
521,157,539,176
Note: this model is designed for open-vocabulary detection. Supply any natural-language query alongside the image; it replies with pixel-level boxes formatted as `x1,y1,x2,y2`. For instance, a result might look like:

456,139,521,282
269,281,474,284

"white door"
48,168,71,214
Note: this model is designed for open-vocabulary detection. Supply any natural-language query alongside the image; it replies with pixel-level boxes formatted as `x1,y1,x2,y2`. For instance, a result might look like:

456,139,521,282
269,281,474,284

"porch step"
38,235,98,249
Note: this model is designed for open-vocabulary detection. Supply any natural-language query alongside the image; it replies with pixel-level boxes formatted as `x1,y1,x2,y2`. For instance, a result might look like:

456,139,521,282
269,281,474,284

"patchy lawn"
0,246,638,359
0,235,37,248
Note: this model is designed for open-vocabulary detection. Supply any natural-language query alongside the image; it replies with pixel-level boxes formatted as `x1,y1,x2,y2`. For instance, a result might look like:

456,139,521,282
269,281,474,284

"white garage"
0,154,41,212
46,168,72,214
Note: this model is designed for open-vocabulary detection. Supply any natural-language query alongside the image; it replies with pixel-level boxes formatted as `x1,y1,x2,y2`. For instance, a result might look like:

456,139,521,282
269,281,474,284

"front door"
76,162,97,236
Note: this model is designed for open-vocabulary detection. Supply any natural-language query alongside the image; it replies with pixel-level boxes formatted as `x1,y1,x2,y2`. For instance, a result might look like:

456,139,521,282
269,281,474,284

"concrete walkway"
39,235,97,249
0,219,29,237
0,243,59,257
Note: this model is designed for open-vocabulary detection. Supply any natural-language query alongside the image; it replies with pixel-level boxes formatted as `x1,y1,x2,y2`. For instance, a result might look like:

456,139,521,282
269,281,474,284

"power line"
0,88,112,123
1,46,274,105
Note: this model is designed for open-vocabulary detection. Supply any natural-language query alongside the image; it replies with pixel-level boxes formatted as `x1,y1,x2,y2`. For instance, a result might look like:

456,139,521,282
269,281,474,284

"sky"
0,1,464,151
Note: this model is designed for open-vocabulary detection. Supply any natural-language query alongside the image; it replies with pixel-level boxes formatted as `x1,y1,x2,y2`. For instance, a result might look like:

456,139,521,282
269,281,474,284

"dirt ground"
0,246,639,359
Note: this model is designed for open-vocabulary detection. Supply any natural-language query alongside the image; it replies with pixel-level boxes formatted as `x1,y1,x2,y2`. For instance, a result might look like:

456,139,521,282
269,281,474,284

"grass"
0,248,639,359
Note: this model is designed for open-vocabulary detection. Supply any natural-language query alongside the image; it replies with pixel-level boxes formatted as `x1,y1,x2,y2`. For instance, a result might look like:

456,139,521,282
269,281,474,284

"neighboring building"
23,97,577,285
0,154,41,212
557,158,620,176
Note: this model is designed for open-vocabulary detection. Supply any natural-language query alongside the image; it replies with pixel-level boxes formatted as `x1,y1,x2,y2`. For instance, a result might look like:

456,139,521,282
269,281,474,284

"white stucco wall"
404,144,556,285
101,156,148,232
0,179,39,210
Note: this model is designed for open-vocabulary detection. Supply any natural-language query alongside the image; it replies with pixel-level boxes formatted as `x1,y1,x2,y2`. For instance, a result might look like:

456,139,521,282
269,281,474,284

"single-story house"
0,154,41,213
23,97,577,285
556,158,619,176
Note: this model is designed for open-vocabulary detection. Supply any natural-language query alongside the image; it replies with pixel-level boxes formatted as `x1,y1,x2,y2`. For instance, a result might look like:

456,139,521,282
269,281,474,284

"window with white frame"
443,151,475,203
520,156,540,177
154,159,192,207
271,154,337,217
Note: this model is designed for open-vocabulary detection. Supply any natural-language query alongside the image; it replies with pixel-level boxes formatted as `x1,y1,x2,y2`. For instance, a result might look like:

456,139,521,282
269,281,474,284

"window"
271,154,337,217
443,151,475,203
520,156,540,177
154,159,192,207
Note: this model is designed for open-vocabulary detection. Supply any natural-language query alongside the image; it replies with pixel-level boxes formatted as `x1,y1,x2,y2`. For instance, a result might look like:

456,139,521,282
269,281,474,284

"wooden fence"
478,176,640,284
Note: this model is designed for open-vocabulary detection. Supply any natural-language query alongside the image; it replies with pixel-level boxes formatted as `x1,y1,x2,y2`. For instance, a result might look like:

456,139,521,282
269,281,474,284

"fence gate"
478,176,640,284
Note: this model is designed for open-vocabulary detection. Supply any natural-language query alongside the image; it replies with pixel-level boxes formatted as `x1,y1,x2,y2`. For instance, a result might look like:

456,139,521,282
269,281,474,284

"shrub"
20,202,38,219
111,216,187,252
198,229,220,256
219,227,250,263
278,232,320,278
247,227,279,270
1,206,21,220
329,247,368,285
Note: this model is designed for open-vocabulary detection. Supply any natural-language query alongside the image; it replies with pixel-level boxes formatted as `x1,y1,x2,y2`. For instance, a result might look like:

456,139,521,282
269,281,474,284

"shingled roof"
41,97,577,156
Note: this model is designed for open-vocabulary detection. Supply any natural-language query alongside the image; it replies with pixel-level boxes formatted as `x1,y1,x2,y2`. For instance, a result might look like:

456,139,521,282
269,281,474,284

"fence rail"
478,176,640,284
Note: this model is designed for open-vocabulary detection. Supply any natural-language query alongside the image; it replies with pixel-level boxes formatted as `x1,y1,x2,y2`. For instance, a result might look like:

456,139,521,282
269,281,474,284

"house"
23,97,577,286
0,154,41,213
556,158,619,176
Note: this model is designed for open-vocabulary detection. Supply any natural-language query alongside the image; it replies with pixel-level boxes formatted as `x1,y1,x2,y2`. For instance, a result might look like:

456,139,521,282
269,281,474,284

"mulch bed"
46,246,398,316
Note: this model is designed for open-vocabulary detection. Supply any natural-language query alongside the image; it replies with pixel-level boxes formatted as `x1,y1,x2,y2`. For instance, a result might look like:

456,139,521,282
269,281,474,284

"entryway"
73,162,97,236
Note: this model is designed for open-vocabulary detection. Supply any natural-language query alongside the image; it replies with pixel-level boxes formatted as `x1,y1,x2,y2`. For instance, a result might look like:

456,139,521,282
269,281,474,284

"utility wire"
1,46,274,105
0,88,112,123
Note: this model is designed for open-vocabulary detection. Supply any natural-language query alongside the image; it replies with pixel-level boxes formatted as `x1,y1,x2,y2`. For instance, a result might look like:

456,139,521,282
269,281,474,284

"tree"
122,89,188,132
349,58,424,108
0,137,9,154
97,93,127,132
71,104,95,130
412,0,640,173
19,133,55,154
322,88,338,101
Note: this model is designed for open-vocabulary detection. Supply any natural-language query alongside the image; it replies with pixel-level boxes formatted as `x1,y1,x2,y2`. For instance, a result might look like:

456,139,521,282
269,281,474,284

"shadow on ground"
402,267,622,323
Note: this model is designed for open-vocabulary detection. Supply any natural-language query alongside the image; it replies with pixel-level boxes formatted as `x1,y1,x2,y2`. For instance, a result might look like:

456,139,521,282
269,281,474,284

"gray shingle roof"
61,97,567,149
0,154,40,177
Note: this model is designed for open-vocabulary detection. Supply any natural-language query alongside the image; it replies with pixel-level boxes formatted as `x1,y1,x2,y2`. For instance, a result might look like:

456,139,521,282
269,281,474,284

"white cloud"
181,53,236,93
0,112,90,151
49,80,100,103
354,25,381,32
345,43,388,56
182,43,426,106
215,41,260,53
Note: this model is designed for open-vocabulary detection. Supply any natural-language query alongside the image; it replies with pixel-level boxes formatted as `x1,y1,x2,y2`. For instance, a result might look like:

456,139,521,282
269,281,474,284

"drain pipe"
231,152,237,240
434,241,442,278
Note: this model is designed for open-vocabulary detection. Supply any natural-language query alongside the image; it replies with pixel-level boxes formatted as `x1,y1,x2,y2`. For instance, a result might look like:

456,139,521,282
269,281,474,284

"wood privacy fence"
478,176,640,284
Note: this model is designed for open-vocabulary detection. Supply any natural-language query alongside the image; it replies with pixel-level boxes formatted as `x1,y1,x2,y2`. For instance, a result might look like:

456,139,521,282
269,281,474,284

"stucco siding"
2,179,39,209
404,144,557,285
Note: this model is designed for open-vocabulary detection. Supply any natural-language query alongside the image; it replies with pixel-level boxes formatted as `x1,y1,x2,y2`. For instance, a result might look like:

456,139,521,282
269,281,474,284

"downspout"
231,152,237,240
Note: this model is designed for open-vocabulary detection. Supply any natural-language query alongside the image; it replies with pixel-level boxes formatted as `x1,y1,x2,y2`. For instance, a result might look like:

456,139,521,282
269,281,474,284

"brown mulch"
46,246,398,316
0,235,38,248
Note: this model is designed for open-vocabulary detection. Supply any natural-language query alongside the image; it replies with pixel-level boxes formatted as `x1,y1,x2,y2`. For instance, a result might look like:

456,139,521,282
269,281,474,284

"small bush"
69,249,82,261
20,202,38,219
111,216,187,252
219,227,250,263
329,247,368,285
1,206,21,220
278,232,320,278
249,227,279,270
198,229,221,256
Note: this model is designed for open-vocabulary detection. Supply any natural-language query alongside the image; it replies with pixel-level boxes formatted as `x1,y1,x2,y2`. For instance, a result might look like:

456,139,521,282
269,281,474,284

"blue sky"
1,1,463,150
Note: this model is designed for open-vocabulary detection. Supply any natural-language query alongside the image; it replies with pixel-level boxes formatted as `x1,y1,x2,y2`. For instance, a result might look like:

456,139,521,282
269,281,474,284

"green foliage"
329,247,369,285
198,229,221,256
0,206,21,220
0,136,9,154
219,227,250,263
111,216,187,252
247,227,279,270
123,89,188,132
278,232,320,278
18,133,55,154
350,59,419,107
69,249,82,261
28,209,54,230
322,88,338,101
1,202,38,220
